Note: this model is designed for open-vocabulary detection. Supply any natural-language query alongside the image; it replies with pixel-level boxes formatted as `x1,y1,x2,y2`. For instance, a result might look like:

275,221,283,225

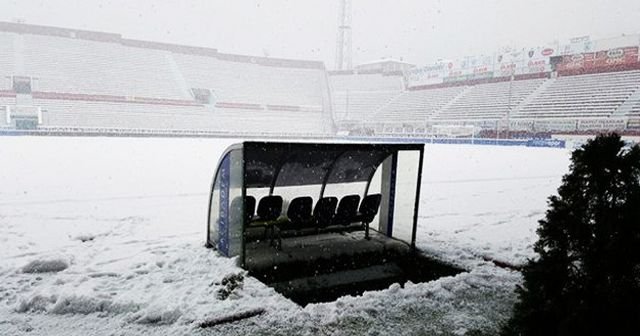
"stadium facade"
1,22,639,138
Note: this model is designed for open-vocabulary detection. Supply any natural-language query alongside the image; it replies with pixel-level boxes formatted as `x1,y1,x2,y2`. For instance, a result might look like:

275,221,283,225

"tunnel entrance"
246,230,463,306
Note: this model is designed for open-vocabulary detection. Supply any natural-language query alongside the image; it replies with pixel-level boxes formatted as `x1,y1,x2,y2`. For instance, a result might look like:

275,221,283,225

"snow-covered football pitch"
0,136,570,335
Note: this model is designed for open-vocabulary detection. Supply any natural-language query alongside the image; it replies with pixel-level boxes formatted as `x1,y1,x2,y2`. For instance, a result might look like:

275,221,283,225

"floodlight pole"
335,0,353,70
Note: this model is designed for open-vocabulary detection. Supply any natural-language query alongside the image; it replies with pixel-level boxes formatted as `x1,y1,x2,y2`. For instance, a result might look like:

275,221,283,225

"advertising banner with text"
556,46,639,71
406,63,446,87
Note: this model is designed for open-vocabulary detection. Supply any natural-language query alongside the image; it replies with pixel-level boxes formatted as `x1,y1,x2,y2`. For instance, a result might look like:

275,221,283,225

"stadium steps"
511,78,554,118
611,83,640,118
165,53,193,99
429,85,472,120
369,91,405,121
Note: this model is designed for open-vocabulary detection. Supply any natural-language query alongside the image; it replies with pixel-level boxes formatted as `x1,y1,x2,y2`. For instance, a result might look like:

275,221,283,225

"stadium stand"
373,86,467,122
514,71,640,120
332,90,400,121
18,33,189,99
329,72,403,122
1,21,640,138
335,69,640,135
174,53,326,108
434,79,545,121
626,99,640,129
329,72,404,92
0,22,333,136
36,99,324,134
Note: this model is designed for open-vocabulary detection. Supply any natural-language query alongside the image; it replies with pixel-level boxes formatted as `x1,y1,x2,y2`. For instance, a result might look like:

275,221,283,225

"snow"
0,136,570,335
419,144,570,268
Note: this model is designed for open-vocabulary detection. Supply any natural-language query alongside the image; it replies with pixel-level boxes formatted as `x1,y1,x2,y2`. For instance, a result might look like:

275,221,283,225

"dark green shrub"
503,134,640,336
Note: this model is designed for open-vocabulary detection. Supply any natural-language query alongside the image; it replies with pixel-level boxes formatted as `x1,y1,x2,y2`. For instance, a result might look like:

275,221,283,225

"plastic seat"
356,194,382,224
286,196,313,227
255,195,283,222
230,195,256,222
313,197,338,228
332,195,361,226
274,196,314,249
249,195,283,244
355,194,382,239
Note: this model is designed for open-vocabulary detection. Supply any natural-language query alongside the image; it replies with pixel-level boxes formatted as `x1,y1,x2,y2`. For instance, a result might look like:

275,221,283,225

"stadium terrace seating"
627,100,640,129
4,22,640,136
0,33,14,89
372,86,467,122
329,73,404,92
15,33,189,99
515,71,640,119
36,99,325,134
173,53,327,108
0,24,333,136
38,98,211,130
630,102,640,117
329,73,404,122
332,90,401,121
433,78,545,121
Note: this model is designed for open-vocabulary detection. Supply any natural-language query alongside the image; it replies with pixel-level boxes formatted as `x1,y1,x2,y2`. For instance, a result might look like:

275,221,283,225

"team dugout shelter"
206,142,425,269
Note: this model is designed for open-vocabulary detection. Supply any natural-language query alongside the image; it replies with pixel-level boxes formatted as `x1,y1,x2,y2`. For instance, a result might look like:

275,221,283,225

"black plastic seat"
313,196,338,228
255,195,283,222
355,193,382,239
286,196,313,227
355,194,382,224
249,195,283,244
274,196,314,249
332,194,361,226
230,196,255,221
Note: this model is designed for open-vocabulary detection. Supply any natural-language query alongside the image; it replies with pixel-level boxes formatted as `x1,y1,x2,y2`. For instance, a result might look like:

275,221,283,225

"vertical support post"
240,147,247,268
378,153,397,237
411,148,425,248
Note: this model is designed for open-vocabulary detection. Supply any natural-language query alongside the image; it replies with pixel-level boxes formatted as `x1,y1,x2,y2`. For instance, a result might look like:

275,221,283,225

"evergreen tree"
502,134,640,336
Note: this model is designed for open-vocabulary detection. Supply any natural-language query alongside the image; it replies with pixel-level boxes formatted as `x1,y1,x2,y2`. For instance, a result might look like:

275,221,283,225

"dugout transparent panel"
274,185,323,214
228,149,244,257
207,149,244,258
322,182,367,202
208,157,224,247
391,150,421,244
363,166,383,231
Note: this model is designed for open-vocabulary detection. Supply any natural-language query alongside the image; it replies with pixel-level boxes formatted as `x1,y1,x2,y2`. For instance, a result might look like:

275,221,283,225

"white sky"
1,0,639,68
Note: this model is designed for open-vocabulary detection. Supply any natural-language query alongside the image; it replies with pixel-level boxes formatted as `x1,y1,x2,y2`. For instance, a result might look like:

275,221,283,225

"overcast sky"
2,0,639,68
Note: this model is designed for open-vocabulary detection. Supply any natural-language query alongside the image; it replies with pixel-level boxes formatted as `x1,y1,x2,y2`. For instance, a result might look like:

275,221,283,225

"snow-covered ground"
0,136,570,335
